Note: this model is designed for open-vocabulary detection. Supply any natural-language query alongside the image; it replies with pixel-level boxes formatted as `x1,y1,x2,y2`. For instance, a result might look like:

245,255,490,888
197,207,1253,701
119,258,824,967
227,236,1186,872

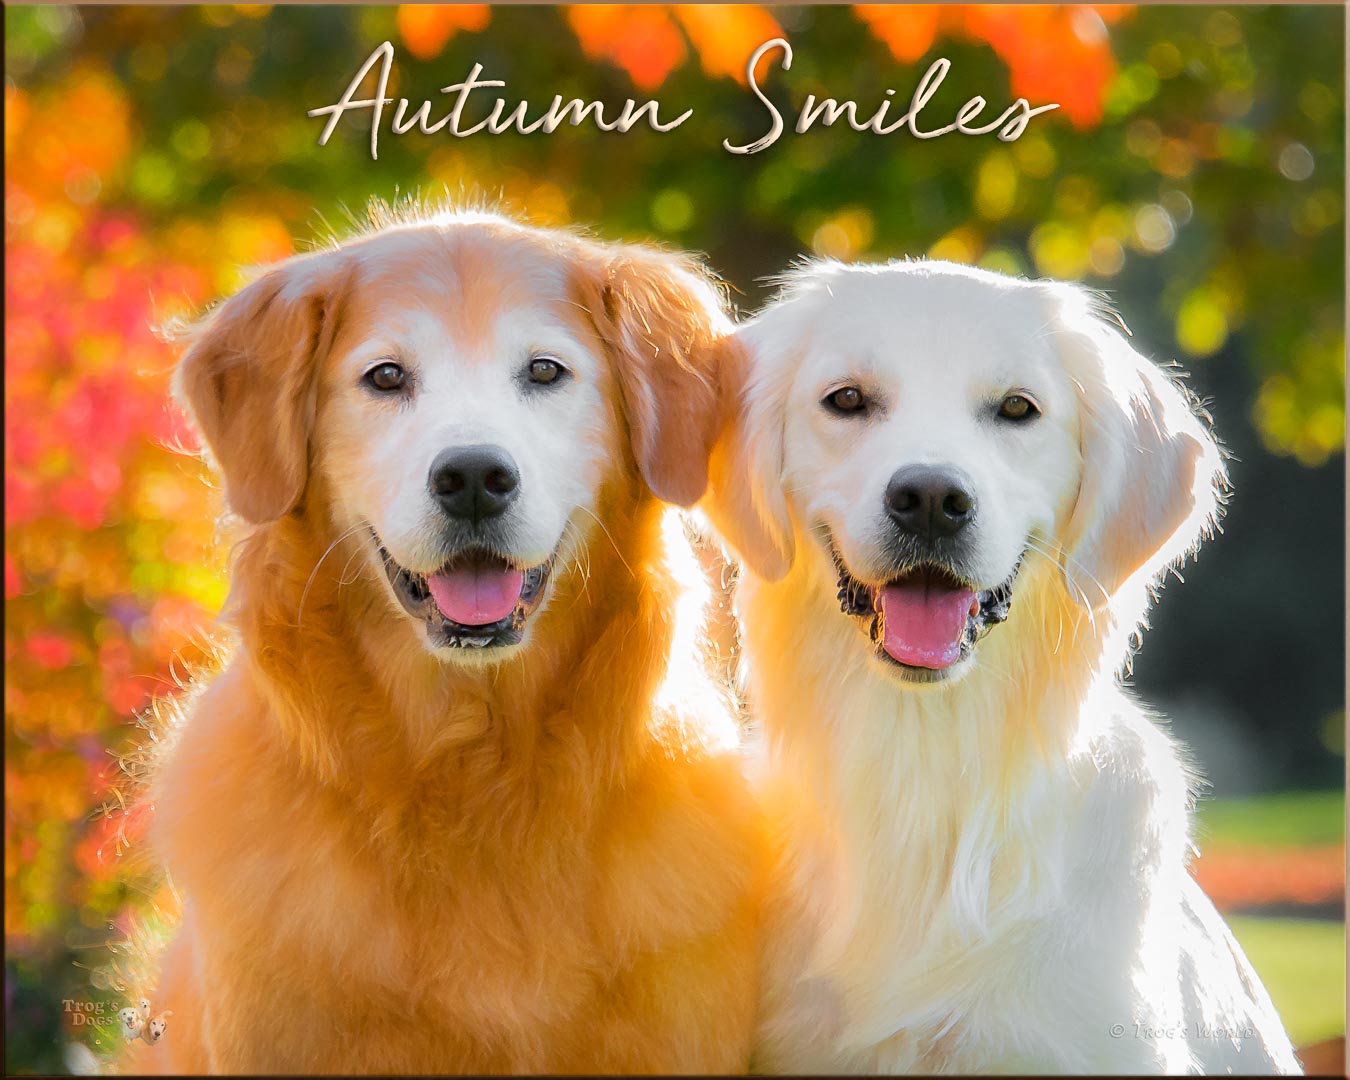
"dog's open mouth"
378,541,554,650
832,546,1018,677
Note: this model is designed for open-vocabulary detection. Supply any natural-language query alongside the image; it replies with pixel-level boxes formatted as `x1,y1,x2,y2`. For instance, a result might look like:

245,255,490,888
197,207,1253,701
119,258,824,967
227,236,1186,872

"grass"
1194,789,1345,849
1228,916,1345,1047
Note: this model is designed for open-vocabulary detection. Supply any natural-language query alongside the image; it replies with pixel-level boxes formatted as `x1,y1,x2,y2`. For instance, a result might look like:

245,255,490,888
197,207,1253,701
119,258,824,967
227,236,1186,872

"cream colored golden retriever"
133,210,767,1074
703,260,1301,1074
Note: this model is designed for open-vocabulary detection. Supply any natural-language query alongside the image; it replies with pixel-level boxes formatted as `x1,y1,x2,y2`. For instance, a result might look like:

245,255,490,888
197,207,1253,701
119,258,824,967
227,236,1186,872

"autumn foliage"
4,5,1343,1070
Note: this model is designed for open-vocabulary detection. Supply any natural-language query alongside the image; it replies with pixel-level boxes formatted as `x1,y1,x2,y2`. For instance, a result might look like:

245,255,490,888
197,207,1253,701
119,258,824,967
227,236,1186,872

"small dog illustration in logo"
115,1007,141,1040
117,997,171,1046
143,1013,172,1046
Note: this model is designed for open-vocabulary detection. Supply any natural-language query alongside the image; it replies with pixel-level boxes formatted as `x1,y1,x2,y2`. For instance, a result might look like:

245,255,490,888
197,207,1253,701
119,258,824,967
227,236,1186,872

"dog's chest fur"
739,564,1220,1074
153,658,761,1072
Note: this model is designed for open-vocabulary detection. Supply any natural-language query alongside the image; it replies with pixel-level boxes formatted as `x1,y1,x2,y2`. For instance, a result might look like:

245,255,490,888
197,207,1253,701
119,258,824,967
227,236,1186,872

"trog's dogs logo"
117,998,172,1046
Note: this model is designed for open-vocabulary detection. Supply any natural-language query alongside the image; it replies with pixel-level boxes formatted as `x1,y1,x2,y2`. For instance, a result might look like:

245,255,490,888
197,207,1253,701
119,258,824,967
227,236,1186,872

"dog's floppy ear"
1048,284,1225,609
702,318,795,582
582,244,728,507
173,251,349,524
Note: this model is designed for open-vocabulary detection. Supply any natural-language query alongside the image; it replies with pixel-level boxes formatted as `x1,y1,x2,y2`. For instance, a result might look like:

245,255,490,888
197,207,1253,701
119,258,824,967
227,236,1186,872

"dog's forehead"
338,226,580,352
771,263,1054,380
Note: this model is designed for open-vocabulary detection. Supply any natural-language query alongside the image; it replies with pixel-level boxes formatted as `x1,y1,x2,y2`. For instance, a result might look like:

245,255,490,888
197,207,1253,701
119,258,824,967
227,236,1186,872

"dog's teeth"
448,635,494,649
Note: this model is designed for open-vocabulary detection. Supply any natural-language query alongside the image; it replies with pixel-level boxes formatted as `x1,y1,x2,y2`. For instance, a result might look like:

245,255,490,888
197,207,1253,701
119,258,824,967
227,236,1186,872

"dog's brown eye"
364,362,405,393
824,386,866,415
998,394,1039,421
528,357,565,385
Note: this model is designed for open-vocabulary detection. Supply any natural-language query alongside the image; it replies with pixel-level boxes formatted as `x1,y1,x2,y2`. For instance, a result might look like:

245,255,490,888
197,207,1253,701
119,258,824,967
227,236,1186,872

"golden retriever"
702,260,1301,1074
133,210,766,1074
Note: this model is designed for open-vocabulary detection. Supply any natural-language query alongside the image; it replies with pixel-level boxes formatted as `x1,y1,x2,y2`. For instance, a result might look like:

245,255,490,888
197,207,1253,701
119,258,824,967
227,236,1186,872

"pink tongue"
880,581,978,669
427,564,524,626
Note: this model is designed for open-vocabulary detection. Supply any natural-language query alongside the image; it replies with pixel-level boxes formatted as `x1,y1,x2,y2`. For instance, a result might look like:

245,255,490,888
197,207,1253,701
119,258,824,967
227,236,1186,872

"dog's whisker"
1021,538,1103,640
572,505,637,582
297,523,370,629
1023,534,1109,612
337,544,378,589
558,519,594,603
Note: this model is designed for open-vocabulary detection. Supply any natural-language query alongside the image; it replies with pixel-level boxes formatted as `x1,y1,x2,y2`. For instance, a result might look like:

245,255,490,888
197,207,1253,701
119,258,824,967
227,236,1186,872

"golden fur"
131,211,765,1074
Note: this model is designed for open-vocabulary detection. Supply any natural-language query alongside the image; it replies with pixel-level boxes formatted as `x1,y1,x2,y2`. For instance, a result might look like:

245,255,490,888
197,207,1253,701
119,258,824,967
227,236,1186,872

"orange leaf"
567,5,686,91
4,84,29,164
853,5,942,64
396,4,491,62
853,4,1130,130
961,5,1123,129
673,5,783,84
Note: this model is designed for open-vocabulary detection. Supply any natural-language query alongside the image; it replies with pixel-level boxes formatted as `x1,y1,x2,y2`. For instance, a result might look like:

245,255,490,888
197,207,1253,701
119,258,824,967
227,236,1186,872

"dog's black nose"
884,466,975,539
429,445,520,523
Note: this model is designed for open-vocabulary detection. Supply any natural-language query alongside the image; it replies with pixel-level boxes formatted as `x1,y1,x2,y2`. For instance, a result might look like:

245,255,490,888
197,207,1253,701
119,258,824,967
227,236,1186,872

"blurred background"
4,4,1344,1073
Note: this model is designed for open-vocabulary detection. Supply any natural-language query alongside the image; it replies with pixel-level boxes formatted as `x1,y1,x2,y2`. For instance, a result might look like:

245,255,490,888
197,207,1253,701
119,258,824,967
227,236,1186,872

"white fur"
318,279,615,568
705,260,1301,1075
